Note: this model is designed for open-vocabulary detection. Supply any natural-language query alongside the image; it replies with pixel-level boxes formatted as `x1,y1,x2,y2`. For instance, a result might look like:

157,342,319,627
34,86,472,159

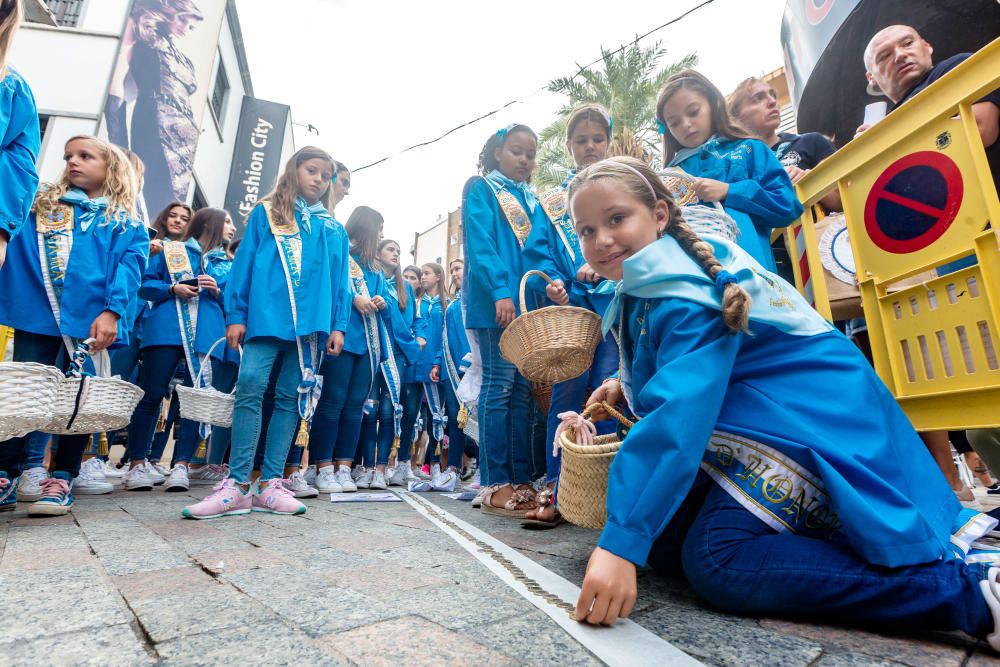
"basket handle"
518,269,557,313
67,338,110,379
581,400,635,429
195,337,243,392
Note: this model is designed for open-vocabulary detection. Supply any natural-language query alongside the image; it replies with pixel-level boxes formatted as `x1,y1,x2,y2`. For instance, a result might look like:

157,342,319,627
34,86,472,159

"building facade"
412,208,462,270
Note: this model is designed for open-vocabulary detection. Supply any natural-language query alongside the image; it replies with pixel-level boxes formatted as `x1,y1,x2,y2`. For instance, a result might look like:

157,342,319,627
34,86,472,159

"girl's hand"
430,365,440,382
575,547,637,626
88,310,119,352
545,280,569,306
226,324,246,350
197,274,219,297
354,295,377,315
172,283,199,300
417,337,427,350
576,263,601,284
785,165,808,184
695,178,729,203
495,298,516,328
585,378,623,421
326,331,345,356
149,239,164,256
0,234,8,269
371,295,387,311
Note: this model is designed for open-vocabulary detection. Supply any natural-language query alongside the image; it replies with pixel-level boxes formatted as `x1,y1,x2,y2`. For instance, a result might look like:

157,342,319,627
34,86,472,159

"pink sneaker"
181,479,252,520
252,478,306,515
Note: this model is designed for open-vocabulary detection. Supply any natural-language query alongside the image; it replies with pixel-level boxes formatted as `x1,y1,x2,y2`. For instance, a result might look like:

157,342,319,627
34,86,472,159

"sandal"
521,488,563,530
482,484,539,518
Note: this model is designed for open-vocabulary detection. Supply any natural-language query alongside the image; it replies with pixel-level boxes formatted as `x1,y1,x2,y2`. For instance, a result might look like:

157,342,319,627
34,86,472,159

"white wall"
76,0,130,34
414,218,448,267
36,116,96,183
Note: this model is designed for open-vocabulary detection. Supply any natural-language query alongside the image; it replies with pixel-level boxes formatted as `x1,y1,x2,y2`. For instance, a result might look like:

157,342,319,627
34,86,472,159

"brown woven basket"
557,401,634,529
531,382,552,413
499,270,602,383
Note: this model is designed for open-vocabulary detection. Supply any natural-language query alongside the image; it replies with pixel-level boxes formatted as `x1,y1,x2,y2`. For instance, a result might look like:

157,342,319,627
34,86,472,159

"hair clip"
331,172,338,184
656,120,667,135
496,123,518,140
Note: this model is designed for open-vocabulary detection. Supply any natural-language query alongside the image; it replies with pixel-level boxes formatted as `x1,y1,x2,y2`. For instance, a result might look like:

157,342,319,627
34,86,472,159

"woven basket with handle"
0,362,65,440
45,339,144,435
175,338,238,427
557,401,634,529
499,270,602,383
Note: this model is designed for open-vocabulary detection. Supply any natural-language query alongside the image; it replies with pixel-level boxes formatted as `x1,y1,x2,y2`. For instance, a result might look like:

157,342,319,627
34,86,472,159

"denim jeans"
360,374,396,467
308,351,372,465
441,380,466,471
651,482,993,636
475,328,532,486
0,331,88,478
229,338,303,483
149,397,178,464
204,360,238,465
110,331,141,382
23,432,50,469
545,335,619,483
396,382,423,463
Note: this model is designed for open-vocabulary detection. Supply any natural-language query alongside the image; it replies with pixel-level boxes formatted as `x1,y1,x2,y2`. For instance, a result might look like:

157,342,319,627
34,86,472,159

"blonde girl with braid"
567,157,1000,643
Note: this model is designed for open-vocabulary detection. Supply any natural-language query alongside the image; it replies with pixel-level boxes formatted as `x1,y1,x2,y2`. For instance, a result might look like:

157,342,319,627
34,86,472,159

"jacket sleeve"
723,141,804,229
412,300,429,340
137,250,172,303
432,306,444,367
105,223,150,319
330,226,351,334
463,178,513,303
225,205,263,327
522,216,567,305
0,75,40,241
207,258,231,308
598,300,740,566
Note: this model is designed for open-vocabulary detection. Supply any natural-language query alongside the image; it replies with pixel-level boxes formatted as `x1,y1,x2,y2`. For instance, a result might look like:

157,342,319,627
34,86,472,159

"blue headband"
496,123,518,140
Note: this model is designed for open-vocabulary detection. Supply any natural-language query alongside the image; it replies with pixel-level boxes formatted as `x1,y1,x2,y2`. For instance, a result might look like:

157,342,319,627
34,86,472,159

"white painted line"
398,492,702,667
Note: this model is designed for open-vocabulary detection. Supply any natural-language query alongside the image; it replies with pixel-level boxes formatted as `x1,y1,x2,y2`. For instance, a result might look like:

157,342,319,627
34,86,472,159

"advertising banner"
223,96,290,230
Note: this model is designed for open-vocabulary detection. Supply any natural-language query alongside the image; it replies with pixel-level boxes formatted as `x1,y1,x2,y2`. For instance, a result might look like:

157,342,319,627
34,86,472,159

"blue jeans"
23,432,49,469
0,331,88,478
204,361,239,465
110,331,141,382
545,335,619,483
441,380,466,470
360,374,396,467
229,338,303,483
150,397,178,464
396,382,423,462
308,351,372,465
475,328,532,486
652,482,992,636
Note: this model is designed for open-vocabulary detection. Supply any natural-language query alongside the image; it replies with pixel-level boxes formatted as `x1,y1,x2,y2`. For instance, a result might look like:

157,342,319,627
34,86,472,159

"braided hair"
477,124,537,176
568,156,751,333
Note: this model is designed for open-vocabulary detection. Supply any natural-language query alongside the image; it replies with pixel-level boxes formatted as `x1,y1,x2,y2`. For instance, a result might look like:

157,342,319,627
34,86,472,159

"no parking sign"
863,151,965,254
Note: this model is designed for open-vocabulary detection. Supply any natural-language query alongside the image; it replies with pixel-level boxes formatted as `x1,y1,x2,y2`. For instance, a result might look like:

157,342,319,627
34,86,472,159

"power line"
353,0,716,172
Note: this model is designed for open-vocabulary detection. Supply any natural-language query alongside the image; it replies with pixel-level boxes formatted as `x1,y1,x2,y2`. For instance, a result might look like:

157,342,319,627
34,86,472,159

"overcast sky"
235,0,787,261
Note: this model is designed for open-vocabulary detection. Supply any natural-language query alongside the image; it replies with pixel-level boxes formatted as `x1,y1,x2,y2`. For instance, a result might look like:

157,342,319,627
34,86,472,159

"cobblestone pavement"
2,483,999,666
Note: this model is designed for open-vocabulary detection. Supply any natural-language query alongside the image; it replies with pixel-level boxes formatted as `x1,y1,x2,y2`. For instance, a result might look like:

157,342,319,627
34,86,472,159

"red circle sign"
863,151,964,254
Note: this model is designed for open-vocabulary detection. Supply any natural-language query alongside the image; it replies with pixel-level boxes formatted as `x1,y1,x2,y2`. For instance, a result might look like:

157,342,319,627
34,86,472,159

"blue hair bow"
496,123,517,140
715,270,739,293
656,120,667,135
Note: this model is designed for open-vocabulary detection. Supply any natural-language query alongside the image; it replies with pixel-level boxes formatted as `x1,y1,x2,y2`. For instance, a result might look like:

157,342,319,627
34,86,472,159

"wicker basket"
45,341,144,435
499,270,602,383
557,401,634,529
175,338,236,427
532,382,552,414
0,362,65,441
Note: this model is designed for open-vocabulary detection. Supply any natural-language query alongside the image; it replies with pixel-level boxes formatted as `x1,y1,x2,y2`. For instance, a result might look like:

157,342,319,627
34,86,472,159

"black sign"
224,96,290,231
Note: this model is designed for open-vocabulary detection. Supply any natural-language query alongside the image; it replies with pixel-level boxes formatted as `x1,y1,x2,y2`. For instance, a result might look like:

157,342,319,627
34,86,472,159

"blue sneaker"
27,471,74,517
0,471,16,511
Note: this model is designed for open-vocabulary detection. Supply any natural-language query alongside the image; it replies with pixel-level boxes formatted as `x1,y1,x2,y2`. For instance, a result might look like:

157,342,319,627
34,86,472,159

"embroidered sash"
483,177,531,248
262,202,323,428
538,186,581,264
421,296,447,442
36,204,77,354
441,300,470,428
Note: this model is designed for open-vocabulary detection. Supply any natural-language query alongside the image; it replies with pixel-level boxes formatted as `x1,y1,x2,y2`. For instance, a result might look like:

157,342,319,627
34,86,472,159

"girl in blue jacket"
462,124,548,516
416,262,451,486
566,157,1000,645
183,147,351,519
655,70,803,272
125,207,235,492
0,136,146,516
441,258,476,483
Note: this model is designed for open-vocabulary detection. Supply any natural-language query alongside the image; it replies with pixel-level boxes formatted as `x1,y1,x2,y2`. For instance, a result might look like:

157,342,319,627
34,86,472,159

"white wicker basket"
462,412,479,443
175,338,236,428
0,362,65,441
44,341,144,435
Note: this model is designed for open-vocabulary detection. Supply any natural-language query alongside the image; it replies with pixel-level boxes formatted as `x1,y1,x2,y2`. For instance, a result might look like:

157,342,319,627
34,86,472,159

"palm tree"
534,40,698,189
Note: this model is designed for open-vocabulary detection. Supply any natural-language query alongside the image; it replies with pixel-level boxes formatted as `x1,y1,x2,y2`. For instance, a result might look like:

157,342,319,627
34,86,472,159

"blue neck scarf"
295,196,332,233
560,169,577,190
487,169,538,215
668,134,722,168
59,188,112,232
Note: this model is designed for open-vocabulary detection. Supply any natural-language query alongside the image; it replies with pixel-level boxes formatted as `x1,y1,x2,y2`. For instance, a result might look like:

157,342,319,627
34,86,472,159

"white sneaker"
17,467,48,502
351,465,365,482
430,463,441,481
432,469,458,492
146,461,166,486
414,465,431,481
73,458,114,495
303,464,317,486
355,468,372,489
188,464,229,486
335,465,357,493
102,460,126,479
164,464,190,492
465,466,481,491
369,470,388,490
315,466,343,494
123,463,156,491
461,458,478,482
386,462,406,487
980,566,1000,651
288,471,319,498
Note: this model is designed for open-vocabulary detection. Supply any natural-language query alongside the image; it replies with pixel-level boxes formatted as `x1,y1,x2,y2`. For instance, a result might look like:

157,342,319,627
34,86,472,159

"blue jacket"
0,203,148,346
226,203,351,342
443,292,471,384
0,70,40,241
413,295,444,381
461,175,547,329
138,239,227,360
343,254,388,357
671,137,803,272
382,278,421,367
